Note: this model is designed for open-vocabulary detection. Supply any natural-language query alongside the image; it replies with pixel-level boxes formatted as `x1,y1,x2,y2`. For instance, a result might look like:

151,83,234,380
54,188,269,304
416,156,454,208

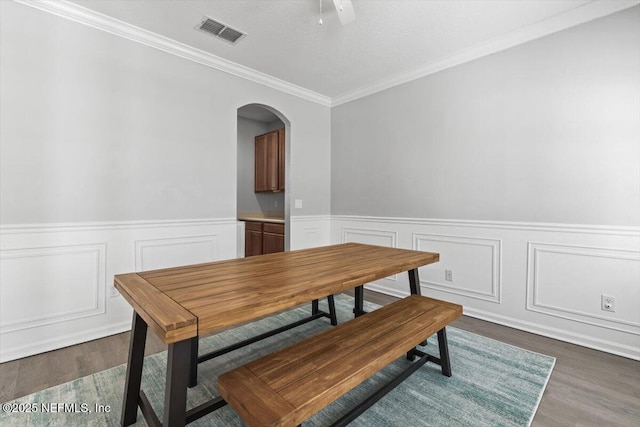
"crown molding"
12,0,332,107
12,0,638,109
331,0,640,106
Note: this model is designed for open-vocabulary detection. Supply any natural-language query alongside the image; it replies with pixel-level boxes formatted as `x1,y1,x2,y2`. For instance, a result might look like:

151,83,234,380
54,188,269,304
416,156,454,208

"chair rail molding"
330,215,640,236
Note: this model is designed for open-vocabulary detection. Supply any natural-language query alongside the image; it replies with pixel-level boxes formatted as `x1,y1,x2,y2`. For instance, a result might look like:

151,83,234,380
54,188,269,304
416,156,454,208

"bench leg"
311,299,319,315
408,268,428,346
437,327,452,377
121,312,147,426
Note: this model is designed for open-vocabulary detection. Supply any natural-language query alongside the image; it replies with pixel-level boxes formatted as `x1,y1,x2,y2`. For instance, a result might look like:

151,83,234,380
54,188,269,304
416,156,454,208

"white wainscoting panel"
0,243,106,333
331,215,640,360
1,215,638,361
0,218,237,362
135,235,218,271
341,227,397,248
527,242,640,334
289,216,331,250
414,233,501,303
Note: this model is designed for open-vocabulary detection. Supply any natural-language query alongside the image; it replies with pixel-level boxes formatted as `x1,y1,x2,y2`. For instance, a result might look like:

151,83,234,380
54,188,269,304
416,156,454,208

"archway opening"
237,104,291,253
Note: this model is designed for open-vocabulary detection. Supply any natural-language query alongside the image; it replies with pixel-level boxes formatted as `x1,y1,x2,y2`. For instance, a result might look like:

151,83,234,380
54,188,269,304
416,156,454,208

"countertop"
238,215,285,224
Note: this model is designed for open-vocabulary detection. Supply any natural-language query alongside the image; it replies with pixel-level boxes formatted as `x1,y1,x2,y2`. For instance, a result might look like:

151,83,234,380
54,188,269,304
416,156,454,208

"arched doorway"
237,104,291,253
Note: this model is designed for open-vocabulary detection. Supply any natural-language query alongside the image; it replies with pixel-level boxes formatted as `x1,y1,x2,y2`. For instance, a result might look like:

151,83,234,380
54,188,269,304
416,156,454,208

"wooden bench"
218,295,462,427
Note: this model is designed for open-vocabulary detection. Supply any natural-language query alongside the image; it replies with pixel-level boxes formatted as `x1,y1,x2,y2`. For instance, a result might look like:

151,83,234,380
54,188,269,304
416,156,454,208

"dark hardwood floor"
1,290,638,426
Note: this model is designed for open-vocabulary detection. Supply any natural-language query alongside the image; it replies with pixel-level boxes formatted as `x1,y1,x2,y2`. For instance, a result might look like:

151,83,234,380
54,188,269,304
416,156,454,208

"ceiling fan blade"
332,0,356,25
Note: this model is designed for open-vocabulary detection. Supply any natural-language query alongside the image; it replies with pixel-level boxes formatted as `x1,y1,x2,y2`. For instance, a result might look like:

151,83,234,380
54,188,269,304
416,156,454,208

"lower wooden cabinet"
244,221,284,257
262,223,285,254
244,221,264,257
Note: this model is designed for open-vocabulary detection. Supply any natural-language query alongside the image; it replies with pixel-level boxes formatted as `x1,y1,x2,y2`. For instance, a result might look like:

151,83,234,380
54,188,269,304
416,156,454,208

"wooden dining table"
114,242,439,427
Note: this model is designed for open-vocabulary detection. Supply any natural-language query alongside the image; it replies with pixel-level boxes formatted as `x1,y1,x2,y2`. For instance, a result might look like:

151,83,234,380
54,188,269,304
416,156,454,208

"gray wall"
0,1,331,225
2,1,637,227
331,6,640,226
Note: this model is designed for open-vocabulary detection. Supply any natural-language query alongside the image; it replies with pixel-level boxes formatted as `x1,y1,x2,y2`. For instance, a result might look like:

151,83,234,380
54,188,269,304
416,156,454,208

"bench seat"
218,295,462,427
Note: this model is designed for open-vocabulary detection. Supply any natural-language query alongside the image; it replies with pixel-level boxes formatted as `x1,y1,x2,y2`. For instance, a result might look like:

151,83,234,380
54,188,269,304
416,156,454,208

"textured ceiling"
67,0,631,100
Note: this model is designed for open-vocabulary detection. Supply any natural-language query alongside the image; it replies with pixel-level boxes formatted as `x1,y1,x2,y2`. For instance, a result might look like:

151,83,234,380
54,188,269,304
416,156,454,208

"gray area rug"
0,295,555,426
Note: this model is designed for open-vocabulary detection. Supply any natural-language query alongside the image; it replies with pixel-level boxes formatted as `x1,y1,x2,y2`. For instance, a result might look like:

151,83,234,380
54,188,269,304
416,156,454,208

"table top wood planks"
115,242,439,344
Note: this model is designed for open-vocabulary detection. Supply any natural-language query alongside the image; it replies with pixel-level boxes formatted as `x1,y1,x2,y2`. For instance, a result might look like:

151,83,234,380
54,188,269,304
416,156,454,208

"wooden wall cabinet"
277,128,285,192
244,221,284,257
255,128,285,192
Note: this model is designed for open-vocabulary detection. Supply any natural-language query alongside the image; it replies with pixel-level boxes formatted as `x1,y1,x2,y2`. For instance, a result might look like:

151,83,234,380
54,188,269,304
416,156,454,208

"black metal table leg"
188,337,198,388
406,347,416,361
311,299,319,315
121,312,148,426
408,268,421,296
437,327,452,377
327,295,338,325
163,339,191,427
353,285,366,317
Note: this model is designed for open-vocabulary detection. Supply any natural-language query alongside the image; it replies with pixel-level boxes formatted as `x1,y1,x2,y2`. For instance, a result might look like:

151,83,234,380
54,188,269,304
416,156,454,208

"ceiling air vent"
196,16,246,45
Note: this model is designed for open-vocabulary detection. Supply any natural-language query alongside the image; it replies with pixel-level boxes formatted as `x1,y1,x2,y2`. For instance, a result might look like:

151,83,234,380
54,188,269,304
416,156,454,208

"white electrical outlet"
110,286,120,298
445,269,453,282
601,294,615,312
295,199,303,209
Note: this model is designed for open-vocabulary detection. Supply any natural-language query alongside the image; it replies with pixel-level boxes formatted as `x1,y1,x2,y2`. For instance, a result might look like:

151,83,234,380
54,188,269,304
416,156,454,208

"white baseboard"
0,320,131,363
462,306,640,361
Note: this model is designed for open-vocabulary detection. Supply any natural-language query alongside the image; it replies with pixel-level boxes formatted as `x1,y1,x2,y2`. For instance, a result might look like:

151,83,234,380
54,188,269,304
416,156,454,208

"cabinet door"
262,223,284,254
278,128,285,191
263,232,284,254
244,222,263,257
245,230,263,257
265,131,279,191
255,131,279,192
254,134,269,192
